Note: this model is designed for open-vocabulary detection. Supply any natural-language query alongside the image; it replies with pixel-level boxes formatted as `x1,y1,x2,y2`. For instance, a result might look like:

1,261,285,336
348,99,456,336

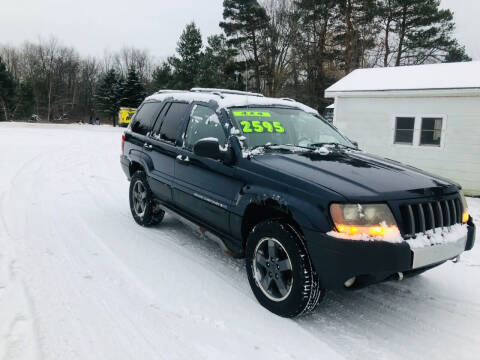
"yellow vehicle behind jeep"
118,107,137,127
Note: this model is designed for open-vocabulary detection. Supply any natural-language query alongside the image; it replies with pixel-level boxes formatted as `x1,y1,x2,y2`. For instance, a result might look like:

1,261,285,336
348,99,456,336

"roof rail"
280,98,295,102
155,89,188,94
190,88,264,98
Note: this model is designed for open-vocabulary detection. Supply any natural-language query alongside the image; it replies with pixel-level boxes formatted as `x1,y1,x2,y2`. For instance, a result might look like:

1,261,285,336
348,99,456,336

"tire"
245,220,324,318
129,171,165,226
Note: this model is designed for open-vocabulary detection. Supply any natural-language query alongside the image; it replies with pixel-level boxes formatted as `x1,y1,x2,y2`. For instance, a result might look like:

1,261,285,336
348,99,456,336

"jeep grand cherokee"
120,88,475,317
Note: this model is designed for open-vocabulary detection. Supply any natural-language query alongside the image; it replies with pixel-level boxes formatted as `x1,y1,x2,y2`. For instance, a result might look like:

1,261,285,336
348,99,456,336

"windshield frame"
226,105,355,150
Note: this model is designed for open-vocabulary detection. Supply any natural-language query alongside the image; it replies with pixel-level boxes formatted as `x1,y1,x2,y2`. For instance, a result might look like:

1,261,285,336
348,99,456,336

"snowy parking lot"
0,122,479,360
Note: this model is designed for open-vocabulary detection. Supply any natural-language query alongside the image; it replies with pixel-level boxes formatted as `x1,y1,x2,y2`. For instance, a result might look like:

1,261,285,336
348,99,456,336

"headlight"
329,203,400,240
460,191,469,223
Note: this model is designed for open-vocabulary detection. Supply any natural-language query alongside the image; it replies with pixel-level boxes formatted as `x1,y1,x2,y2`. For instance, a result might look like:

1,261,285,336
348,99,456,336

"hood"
252,149,459,201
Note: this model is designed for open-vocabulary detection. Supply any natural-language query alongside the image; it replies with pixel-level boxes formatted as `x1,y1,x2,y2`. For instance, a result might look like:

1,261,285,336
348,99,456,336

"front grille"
399,197,463,238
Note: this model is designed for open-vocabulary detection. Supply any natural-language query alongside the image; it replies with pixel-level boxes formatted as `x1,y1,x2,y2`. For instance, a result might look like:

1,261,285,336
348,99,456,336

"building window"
420,117,443,146
394,117,415,144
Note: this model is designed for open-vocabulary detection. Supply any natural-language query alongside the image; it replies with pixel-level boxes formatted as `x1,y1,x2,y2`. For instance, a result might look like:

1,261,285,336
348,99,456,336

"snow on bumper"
408,224,468,269
326,224,470,270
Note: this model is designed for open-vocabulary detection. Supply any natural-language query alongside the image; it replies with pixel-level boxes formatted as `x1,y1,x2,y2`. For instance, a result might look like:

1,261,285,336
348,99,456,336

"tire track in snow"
0,181,42,360
1,124,341,360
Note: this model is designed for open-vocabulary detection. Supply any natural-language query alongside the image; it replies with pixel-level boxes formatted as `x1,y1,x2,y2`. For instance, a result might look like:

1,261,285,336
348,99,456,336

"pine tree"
378,0,462,66
94,69,122,126
293,0,339,109
332,0,378,73
0,56,16,121
152,62,174,90
121,66,146,107
199,34,242,89
444,42,472,63
397,0,456,65
15,80,35,120
169,22,203,89
220,0,270,92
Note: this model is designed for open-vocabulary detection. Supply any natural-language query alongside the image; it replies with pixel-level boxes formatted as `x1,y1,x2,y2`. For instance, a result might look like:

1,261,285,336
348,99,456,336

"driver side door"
173,103,243,234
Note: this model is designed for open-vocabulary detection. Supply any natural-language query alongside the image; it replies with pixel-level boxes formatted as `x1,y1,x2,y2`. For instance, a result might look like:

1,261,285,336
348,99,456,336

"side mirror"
193,138,234,164
351,140,359,148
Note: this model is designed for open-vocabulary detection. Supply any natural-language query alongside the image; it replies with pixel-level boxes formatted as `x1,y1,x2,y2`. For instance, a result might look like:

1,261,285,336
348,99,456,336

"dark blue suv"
120,88,476,317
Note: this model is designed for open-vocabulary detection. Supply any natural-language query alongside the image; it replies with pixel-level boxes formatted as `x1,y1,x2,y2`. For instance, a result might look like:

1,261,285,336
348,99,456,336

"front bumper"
303,221,475,290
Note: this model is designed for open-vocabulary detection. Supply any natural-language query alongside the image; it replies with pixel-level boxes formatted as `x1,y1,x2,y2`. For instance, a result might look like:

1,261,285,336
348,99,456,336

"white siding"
334,95,480,195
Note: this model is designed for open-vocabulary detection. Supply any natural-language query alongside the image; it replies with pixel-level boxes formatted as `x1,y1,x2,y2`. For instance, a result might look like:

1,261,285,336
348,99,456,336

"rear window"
131,102,163,136
158,102,190,143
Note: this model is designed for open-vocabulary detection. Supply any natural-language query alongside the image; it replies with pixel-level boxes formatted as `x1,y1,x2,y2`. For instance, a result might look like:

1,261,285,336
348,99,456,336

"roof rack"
280,98,295,102
190,88,264,98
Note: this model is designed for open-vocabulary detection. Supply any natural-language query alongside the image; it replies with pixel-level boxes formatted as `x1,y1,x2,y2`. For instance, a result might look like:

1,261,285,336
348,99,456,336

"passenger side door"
173,103,243,234
147,101,190,203
126,100,165,190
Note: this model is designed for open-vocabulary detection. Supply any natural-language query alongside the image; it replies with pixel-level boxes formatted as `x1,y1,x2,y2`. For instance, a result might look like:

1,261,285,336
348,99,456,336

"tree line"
0,0,471,124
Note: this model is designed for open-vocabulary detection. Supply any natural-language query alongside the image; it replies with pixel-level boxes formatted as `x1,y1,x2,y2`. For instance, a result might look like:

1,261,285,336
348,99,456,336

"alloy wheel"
132,180,147,217
253,237,293,302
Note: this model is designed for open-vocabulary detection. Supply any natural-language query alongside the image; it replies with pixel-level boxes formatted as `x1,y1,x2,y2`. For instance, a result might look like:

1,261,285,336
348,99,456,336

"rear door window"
157,102,190,143
150,102,171,137
131,102,163,136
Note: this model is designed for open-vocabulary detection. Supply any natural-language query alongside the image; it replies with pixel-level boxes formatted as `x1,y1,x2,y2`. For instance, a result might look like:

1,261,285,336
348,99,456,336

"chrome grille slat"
458,198,464,221
450,199,457,226
427,202,435,232
443,200,451,227
436,201,444,229
399,195,462,236
455,199,461,223
417,204,426,233
407,204,415,236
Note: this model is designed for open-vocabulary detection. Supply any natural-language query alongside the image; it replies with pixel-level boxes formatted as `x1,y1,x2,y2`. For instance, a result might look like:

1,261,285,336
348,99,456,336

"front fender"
235,185,331,232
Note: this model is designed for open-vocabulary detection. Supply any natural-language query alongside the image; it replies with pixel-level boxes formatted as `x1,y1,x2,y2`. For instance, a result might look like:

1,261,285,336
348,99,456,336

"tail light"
121,134,125,153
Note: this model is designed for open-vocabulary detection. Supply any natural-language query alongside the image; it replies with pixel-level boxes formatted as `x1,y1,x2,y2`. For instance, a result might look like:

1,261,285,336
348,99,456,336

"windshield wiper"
309,142,358,150
249,143,312,153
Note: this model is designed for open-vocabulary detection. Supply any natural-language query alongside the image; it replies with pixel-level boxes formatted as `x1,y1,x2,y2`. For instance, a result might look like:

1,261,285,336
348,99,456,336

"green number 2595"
240,121,285,133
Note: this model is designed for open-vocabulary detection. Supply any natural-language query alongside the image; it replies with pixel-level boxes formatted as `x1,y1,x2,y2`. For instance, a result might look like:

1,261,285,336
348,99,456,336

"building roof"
145,88,319,115
325,61,480,97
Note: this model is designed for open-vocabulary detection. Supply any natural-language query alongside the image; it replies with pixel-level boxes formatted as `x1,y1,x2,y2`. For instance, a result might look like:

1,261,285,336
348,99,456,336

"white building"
325,61,480,196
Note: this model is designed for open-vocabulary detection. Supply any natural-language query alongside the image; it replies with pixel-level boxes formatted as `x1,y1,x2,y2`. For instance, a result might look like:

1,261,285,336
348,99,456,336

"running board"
156,204,242,258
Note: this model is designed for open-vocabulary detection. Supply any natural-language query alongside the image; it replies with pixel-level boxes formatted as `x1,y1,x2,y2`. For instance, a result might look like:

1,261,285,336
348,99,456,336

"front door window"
184,105,226,151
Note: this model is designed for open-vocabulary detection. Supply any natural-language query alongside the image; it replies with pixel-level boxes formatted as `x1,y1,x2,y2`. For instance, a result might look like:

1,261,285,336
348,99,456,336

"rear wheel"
129,171,165,226
246,220,323,317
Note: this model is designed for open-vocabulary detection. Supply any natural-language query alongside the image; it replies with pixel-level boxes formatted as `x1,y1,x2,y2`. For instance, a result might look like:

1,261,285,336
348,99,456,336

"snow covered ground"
0,122,479,360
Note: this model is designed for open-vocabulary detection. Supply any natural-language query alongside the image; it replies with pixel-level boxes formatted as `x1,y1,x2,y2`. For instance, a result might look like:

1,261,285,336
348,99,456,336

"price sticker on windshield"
233,111,272,118
239,120,285,133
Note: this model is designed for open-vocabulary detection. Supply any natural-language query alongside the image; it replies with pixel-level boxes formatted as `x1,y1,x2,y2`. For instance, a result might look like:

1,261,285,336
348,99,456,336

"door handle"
176,154,190,164
143,142,153,151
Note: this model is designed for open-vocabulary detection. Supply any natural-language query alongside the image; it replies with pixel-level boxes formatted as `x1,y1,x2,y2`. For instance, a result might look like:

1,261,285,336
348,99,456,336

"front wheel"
245,220,324,317
129,171,165,226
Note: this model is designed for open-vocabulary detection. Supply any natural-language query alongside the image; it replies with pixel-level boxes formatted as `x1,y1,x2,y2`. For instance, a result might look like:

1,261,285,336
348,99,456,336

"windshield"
228,107,353,150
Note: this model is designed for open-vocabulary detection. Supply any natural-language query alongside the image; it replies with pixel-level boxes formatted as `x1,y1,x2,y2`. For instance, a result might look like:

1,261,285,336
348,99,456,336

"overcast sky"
1,0,478,61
